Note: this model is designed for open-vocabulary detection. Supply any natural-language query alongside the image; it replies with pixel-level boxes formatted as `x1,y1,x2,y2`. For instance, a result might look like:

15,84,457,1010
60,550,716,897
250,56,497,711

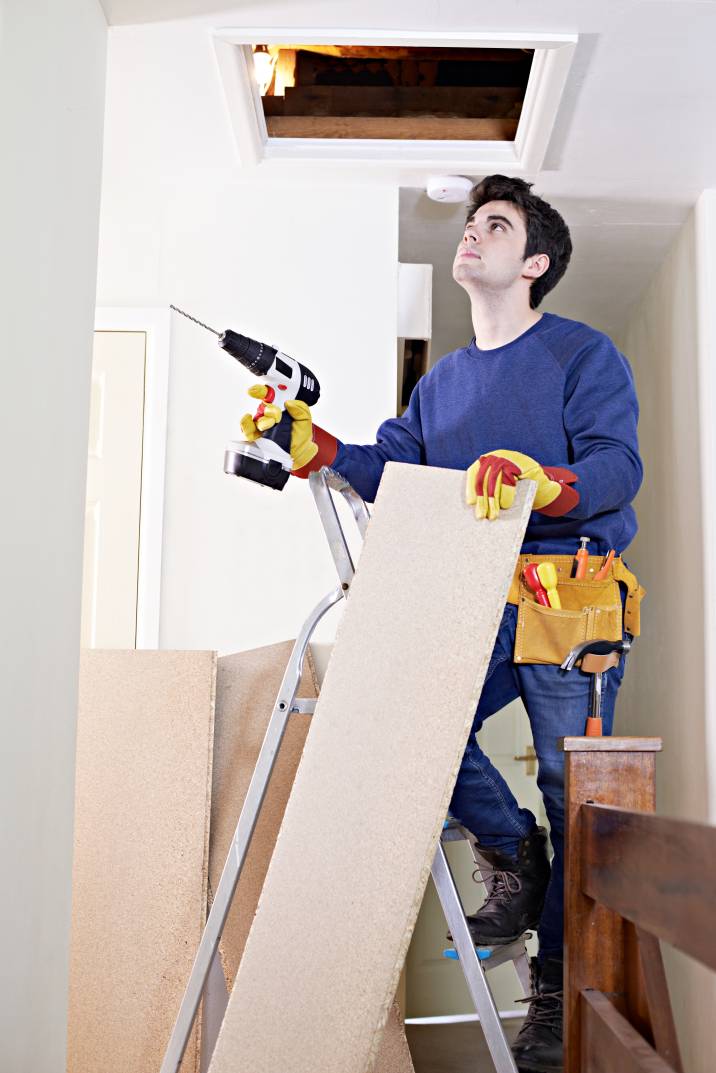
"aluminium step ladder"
436,820,532,1072
160,468,530,1073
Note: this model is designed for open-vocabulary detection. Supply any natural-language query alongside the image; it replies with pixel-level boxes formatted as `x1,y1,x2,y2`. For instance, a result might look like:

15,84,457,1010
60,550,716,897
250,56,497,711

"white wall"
398,189,473,367
619,211,707,818
0,3,107,1070
618,195,716,1073
97,22,398,655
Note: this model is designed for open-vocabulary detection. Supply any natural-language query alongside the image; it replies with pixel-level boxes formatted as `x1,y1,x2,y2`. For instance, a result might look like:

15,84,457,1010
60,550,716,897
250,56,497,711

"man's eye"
491,222,504,231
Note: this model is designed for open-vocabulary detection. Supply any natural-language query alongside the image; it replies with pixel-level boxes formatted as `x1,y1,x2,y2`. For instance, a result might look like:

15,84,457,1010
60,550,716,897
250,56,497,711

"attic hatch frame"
212,29,577,172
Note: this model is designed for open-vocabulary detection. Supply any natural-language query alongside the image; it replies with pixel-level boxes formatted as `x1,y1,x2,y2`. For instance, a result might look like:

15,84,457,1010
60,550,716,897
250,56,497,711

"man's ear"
523,253,550,280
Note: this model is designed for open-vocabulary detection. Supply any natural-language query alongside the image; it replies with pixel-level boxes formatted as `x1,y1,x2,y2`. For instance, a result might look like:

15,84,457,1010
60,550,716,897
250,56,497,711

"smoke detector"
426,175,474,203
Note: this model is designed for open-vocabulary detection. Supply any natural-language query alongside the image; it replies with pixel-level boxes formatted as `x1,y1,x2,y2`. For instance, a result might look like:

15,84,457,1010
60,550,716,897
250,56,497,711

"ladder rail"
308,468,371,586
432,840,519,1073
309,472,355,589
160,585,343,1073
314,467,371,538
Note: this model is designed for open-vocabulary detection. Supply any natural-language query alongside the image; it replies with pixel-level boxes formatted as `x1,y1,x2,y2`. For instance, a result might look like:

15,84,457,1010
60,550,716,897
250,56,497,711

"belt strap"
506,554,645,636
612,557,646,636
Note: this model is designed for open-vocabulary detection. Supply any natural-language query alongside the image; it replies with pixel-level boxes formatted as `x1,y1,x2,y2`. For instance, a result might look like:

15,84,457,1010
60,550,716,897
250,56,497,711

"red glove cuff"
539,465,580,517
291,423,338,479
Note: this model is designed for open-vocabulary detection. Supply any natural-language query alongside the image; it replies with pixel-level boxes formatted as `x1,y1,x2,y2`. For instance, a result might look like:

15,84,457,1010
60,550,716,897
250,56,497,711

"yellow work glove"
240,383,282,437
240,385,318,472
465,449,579,521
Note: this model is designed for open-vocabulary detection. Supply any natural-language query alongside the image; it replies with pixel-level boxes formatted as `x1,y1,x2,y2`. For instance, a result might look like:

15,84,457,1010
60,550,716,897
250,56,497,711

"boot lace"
516,988,563,1035
472,867,522,910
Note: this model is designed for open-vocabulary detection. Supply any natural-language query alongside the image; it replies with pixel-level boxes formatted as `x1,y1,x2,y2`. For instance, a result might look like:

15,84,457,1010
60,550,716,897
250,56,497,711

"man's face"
452,199,534,295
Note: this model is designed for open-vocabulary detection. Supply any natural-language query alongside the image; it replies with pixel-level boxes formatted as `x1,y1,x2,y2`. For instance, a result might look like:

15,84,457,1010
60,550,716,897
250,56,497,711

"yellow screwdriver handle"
536,562,561,609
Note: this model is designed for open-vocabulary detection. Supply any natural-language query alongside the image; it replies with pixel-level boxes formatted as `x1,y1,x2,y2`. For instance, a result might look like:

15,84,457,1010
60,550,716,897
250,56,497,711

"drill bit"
170,304,220,337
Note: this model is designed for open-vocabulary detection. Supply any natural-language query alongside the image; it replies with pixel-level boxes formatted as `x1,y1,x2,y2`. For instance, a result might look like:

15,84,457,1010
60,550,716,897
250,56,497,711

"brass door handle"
513,745,537,776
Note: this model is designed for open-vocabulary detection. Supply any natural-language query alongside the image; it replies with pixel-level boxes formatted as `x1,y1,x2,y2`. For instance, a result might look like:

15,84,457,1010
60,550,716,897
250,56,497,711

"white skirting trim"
405,1012,525,1025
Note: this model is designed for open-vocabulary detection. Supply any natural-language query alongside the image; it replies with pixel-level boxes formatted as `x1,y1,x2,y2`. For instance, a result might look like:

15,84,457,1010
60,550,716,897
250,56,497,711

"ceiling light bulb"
253,45,275,95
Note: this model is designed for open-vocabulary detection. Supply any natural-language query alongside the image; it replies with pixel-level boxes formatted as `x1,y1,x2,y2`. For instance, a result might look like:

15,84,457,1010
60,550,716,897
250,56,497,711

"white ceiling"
98,0,716,340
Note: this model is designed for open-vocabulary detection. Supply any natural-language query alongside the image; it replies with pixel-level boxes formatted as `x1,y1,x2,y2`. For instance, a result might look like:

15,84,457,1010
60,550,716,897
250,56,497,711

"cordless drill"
170,305,321,490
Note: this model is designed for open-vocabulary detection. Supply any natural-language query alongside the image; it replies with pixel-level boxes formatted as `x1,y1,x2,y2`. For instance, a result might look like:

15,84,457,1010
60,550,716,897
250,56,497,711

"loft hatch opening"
251,44,533,141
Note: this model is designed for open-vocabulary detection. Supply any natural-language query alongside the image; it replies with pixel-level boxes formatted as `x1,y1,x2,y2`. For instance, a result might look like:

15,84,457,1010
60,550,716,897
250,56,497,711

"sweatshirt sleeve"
562,337,643,520
331,384,425,502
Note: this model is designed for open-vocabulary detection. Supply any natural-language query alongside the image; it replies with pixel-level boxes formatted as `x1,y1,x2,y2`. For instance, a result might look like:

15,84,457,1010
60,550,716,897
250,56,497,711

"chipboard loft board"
209,464,535,1073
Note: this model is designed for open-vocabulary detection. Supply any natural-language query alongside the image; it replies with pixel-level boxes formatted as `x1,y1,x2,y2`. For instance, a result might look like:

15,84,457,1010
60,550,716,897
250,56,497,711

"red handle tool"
523,563,550,607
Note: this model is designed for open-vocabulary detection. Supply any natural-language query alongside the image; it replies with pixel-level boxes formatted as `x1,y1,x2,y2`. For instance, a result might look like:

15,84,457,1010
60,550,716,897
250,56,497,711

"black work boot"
464,827,550,945
512,956,563,1072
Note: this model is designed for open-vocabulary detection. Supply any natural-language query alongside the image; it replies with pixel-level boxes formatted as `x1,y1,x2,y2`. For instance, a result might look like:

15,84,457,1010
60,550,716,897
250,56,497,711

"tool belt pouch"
509,556,643,666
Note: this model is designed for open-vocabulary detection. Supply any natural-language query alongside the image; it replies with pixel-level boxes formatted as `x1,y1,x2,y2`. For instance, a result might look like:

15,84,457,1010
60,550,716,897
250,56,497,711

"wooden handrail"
581,989,676,1073
582,803,716,971
562,736,686,1073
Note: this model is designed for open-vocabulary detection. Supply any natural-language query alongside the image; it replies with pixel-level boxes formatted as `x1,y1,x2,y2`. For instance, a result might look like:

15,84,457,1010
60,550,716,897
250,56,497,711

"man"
242,175,643,1073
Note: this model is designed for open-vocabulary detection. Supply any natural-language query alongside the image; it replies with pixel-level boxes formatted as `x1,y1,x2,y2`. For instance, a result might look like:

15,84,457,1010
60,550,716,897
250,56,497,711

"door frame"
94,307,170,648
696,191,716,822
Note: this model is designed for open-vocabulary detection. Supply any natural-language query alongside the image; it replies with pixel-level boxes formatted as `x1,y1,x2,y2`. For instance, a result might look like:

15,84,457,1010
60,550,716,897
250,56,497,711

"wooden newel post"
562,736,662,1073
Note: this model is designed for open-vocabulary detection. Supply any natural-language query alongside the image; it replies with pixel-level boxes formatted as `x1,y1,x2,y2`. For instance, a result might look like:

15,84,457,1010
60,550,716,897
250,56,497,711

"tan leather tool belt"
506,554,645,666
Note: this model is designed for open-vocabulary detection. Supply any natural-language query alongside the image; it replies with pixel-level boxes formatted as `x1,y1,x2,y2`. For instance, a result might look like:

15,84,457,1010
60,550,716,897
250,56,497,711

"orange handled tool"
572,535,590,579
594,549,615,581
561,638,632,737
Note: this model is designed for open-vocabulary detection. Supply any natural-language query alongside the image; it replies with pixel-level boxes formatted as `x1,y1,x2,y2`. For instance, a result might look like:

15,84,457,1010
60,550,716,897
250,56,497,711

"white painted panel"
398,263,432,340
81,331,146,648
82,501,102,649
0,5,106,1069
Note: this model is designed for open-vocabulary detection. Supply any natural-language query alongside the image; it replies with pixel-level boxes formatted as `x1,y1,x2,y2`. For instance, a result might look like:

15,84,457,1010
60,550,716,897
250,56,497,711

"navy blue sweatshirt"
332,313,642,556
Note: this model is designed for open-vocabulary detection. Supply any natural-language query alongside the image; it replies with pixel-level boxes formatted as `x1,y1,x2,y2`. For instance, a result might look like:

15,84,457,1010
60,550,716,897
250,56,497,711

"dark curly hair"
465,175,572,308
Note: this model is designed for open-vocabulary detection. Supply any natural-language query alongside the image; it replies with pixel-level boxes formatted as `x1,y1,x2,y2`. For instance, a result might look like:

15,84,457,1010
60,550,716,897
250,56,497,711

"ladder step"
443,937,532,972
442,946,493,962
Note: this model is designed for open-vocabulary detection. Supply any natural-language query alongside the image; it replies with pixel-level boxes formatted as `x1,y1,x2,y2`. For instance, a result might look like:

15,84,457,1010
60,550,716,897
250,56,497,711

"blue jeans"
449,603,629,960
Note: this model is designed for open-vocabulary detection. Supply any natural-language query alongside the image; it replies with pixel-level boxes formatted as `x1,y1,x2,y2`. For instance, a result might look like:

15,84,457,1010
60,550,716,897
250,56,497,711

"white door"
80,330,146,648
477,698,546,822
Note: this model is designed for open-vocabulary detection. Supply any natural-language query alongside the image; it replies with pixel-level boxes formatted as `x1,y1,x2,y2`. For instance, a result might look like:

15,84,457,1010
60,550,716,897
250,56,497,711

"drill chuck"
219,330,277,377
